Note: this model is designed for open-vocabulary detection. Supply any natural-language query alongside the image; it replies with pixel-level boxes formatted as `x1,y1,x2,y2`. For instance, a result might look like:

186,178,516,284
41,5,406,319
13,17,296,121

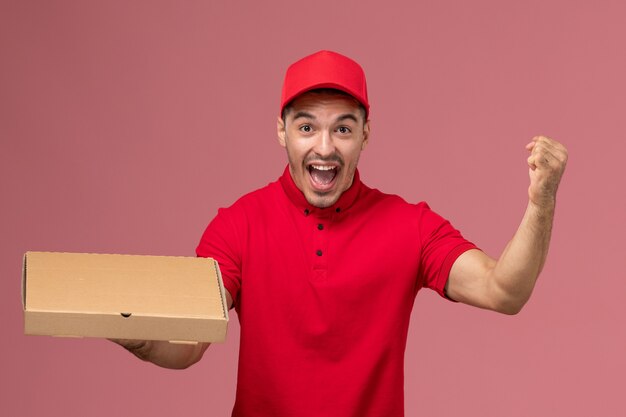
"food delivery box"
22,251,228,343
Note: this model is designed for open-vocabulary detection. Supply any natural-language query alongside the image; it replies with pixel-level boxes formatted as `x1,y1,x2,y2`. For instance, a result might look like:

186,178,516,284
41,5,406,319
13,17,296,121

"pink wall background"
1,1,624,416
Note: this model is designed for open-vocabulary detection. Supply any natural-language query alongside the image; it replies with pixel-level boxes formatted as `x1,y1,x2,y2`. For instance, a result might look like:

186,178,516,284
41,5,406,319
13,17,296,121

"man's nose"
313,130,335,157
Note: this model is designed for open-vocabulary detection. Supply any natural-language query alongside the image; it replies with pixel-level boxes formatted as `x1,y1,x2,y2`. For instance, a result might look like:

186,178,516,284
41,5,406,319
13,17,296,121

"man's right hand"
109,289,231,369
110,338,210,369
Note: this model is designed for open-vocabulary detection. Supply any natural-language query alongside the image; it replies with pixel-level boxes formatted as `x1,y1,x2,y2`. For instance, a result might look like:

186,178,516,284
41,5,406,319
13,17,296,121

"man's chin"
305,190,339,208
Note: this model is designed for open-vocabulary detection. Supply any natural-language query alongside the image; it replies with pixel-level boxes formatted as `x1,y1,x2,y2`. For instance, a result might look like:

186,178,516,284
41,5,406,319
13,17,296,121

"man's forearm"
111,339,210,369
488,201,555,314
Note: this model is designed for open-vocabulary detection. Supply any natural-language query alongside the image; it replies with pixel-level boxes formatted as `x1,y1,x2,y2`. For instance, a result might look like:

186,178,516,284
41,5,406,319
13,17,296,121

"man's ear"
361,120,371,150
277,116,286,148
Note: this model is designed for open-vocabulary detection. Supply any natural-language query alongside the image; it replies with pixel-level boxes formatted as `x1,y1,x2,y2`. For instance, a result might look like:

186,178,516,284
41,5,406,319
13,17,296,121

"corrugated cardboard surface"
23,252,228,343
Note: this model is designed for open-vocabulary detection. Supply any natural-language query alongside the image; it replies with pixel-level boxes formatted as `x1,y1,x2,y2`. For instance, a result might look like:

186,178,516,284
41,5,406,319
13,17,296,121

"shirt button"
316,250,323,256
335,207,341,213
304,209,310,216
317,224,324,230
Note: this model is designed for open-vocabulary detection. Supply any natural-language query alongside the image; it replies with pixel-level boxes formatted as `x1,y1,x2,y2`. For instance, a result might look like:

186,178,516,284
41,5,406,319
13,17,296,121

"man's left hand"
525,135,568,208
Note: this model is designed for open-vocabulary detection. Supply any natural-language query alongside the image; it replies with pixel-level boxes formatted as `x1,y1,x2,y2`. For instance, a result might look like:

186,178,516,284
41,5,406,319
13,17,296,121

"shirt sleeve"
416,202,478,299
196,206,243,307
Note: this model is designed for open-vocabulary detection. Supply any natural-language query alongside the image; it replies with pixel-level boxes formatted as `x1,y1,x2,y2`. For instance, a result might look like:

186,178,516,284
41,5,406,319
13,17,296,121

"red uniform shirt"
197,167,476,417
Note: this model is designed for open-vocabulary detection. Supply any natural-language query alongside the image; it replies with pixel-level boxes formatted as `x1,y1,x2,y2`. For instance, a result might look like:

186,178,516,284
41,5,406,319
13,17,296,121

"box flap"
24,252,226,319
22,253,27,309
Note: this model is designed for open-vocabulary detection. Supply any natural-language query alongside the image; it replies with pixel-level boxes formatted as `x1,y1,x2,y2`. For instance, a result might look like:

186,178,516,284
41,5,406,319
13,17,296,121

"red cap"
280,50,369,118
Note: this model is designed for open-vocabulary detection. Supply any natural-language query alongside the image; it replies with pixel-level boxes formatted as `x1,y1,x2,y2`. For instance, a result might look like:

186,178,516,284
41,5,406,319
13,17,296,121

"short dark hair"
281,88,367,122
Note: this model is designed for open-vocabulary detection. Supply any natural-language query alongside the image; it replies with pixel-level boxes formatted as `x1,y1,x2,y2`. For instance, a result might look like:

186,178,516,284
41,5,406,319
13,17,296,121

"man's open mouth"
307,164,338,189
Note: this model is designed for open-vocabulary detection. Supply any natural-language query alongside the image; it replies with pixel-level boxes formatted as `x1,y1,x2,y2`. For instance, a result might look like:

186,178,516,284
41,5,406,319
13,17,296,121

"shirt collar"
279,165,362,216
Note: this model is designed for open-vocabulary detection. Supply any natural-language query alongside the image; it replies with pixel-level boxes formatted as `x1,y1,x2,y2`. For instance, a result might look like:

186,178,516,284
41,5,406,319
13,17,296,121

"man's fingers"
527,136,568,169
530,136,568,160
528,144,555,170
527,152,556,171
524,135,568,207
109,338,147,351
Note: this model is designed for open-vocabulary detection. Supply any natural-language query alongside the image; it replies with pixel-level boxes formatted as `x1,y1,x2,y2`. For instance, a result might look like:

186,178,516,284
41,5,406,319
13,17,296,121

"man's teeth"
309,164,337,186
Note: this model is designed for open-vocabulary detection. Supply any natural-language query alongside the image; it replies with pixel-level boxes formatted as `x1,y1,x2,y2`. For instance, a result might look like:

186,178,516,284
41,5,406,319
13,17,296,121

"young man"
114,50,568,416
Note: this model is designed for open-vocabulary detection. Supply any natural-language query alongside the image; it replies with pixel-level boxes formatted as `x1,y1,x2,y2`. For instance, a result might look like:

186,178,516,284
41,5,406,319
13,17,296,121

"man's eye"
300,125,312,133
337,126,351,134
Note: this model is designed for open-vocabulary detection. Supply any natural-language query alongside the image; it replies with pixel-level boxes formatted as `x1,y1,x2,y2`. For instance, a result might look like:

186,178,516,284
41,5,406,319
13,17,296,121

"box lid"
23,252,228,343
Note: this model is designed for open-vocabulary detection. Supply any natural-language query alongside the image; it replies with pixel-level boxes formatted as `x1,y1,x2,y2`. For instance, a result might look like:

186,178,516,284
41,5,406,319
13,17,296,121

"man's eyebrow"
292,111,316,120
336,114,359,123
290,112,360,123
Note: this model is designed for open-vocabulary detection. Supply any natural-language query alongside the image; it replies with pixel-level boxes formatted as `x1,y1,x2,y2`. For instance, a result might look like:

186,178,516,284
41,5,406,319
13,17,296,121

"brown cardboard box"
23,252,229,343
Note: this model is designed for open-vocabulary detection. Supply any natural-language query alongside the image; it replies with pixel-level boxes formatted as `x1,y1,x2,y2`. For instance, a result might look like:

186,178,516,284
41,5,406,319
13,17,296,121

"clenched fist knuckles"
525,135,568,208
